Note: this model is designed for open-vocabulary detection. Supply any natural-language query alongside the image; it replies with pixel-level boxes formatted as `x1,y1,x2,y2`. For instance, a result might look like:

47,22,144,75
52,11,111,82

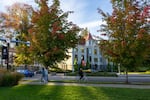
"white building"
72,33,107,71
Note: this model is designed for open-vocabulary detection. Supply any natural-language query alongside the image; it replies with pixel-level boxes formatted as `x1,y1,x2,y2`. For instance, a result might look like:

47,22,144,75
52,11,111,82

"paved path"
23,74,150,83
20,74,150,89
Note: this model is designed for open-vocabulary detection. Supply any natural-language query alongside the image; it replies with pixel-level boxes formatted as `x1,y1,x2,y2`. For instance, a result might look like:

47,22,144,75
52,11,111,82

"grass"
122,71,150,75
0,85,150,100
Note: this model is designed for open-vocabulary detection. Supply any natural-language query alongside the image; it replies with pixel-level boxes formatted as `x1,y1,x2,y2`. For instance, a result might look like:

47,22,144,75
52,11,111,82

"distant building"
72,32,107,72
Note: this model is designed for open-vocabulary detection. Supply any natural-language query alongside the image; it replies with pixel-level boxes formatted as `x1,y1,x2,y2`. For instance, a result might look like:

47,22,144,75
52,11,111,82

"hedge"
0,69,24,86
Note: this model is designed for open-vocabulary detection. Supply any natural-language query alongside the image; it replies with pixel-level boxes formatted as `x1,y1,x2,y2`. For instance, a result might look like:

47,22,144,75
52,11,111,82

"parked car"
16,69,34,77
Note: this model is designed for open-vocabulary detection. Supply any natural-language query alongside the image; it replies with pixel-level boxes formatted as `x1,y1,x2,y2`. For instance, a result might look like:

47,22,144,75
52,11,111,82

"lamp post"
1,40,9,70
6,42,9,70
1,37,30,70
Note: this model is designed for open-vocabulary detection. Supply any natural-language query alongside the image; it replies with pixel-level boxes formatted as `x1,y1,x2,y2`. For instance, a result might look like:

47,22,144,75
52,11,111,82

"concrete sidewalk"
21,74,150,89
23,74,150,83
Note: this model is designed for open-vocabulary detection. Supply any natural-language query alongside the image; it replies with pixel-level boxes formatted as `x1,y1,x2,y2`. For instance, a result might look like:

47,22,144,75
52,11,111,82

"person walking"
79,68,84,80
44,67,49,82
41,67,46,82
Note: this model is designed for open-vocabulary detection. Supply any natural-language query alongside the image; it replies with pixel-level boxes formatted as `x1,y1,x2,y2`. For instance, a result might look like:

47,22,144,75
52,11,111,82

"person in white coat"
41,67,46,82
44,67,49,82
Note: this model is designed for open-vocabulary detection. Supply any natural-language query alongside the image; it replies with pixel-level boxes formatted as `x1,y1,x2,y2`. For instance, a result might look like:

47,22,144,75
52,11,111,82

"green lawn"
0,85,150,100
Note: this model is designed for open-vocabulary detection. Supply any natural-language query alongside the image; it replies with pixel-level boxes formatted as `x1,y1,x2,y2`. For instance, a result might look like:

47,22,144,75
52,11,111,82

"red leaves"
142,6,150,17
58,34,64,39
32,12,40,23
137,29,145,39
121,40,126,47
137,33,143,39
45,52,51,58
107,50,119,57
139,29,146,33
141,6,150,22
52,47,62,55
53,47,59,51
110,16,116,23
28,28,33,34
52,22,61,35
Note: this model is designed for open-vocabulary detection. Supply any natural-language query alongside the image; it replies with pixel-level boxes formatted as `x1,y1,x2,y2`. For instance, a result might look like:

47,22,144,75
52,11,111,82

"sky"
0,0,112,37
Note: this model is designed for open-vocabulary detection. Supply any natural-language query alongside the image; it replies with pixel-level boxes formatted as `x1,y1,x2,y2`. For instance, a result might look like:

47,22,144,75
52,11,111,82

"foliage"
28,0,80,67
0,69,24,86
98,0,150,73
74,64,78,71
14,44,33,66
80,27,89,37
50,66,64,73
0,3,34,67
0,85,150,100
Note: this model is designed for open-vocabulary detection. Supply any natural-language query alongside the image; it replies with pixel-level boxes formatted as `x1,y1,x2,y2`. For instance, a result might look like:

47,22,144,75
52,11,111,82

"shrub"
66,71,118,77
0,69,24,87
50,67,65,73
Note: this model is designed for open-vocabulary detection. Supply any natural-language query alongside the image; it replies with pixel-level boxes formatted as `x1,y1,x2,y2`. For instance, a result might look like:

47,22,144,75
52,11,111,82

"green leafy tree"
0,3,34,67
98,0,150,83
80,27,89,37
28,0,80,67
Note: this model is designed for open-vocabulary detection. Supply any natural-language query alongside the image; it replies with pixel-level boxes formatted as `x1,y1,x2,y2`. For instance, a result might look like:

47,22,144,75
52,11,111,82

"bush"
0,69,24,86
66,71,118,77
50,67,65,73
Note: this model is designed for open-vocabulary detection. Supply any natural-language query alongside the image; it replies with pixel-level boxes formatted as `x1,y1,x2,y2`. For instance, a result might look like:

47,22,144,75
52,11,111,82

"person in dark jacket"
79,68,84,80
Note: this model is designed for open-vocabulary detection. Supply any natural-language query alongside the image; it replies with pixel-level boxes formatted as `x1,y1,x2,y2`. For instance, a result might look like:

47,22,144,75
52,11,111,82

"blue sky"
0,0,112,37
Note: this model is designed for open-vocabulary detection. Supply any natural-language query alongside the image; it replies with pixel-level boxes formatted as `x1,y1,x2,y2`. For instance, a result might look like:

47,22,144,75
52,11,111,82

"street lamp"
1,37,30,70
1,40,10,70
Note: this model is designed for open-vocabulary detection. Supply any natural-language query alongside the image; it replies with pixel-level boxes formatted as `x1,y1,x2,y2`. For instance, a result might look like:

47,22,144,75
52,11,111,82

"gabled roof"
79,33,93,45
85,32,93,41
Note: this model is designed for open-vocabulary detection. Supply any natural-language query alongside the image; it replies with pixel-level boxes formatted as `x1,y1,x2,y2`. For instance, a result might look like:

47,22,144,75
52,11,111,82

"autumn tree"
0,3,34,67
98,0,150,83
28,0,80,67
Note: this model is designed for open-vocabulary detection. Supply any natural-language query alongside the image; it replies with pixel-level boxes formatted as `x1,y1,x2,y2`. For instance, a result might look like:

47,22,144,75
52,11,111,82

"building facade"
72,33,107,71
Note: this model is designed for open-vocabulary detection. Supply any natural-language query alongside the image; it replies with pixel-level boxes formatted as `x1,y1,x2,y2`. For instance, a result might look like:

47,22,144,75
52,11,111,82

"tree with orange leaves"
0,3,34,67
98,0,150,83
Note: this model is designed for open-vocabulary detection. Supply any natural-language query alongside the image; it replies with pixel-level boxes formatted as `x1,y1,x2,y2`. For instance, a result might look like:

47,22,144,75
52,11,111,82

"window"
94,58,98,62
89,48,91,54
81,48,84,53
74,55,78,65
100,57,102,62
81,55,84,60
89,40,91,45
74,48,78,52
94,49,97,55
89,56,92,62
75,55,78,59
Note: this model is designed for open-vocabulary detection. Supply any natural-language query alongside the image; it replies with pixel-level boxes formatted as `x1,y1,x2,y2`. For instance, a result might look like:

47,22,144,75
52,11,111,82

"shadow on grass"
0,81,150,100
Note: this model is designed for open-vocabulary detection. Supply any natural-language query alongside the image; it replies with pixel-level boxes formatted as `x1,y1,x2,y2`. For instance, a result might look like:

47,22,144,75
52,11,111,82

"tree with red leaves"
98,0,150,83
29,0,80,67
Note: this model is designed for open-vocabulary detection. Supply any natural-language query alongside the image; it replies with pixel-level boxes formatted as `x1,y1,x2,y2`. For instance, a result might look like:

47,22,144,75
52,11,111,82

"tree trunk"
125,69,129,84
